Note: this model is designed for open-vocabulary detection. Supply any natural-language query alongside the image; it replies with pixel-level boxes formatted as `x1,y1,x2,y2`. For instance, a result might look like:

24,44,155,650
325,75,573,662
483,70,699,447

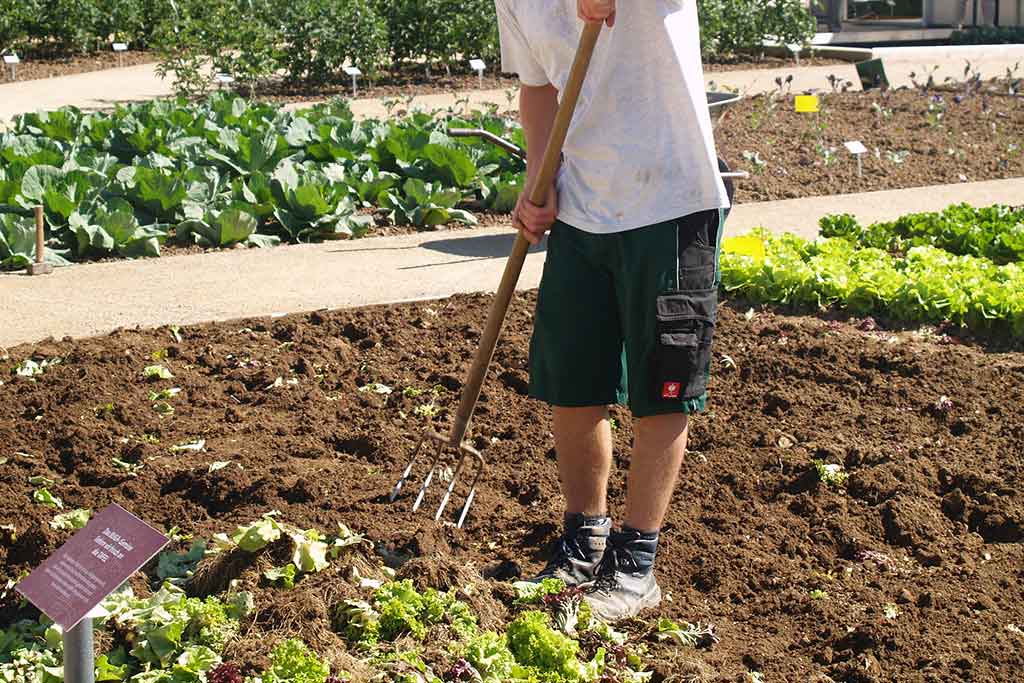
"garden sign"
16,503,168,630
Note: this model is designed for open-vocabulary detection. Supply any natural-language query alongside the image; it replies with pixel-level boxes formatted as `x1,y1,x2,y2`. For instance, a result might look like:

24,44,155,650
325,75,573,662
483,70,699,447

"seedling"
826,74,853,93
170,438,206,453
403,387,424,398
414,403,441,418
871,102,893,123
816,143,837,166
14,358,61,378
742,150,767,174
50,508,91,530
925,96,946,127
169,326,183,343
94,402,116,418
909,65,940,93
883,602,900,619
143,364,174,380
809,588,829,600
148,387,182,401
152,401,175,417
885,150,910,165
654,618,719,647
33,488,63,509
813,460,848,488
112,458,143,476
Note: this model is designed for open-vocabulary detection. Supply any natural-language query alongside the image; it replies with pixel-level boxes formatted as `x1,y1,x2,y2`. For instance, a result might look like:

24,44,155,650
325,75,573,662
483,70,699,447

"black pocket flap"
656,288,718,322
660,332,699,347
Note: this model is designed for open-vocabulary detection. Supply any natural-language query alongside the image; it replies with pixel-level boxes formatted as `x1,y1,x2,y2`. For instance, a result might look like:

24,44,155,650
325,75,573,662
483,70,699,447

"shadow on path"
419,232,548,258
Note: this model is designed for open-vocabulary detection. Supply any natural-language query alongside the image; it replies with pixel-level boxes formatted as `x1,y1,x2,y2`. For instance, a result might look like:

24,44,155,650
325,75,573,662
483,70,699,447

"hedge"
2,0,815,96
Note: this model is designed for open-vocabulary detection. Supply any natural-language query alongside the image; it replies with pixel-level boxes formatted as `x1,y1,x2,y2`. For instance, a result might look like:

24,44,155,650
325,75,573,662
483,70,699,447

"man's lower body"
527,208,724,621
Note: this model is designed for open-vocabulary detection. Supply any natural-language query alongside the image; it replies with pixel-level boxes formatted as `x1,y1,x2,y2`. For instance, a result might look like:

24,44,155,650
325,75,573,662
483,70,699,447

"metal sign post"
63,620,95,683
469,59,487,89
845,140,868,177
343,66,362,97
3,53,19,81
112,43,128,69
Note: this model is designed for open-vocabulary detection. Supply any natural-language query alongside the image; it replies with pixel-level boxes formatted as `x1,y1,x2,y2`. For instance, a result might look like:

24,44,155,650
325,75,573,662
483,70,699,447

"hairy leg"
553,405,614,517
624,413,690,531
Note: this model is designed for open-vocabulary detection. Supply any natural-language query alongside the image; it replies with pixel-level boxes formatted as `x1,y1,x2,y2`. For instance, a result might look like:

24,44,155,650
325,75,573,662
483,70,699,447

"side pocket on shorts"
652,288,718,401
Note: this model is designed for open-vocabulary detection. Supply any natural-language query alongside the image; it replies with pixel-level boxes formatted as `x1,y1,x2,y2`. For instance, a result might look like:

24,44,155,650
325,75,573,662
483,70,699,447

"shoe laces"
545,532,588,572
592,542,641,591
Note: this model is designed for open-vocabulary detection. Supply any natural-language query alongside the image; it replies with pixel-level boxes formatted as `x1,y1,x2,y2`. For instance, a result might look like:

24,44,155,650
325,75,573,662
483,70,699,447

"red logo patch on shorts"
662,382,681,399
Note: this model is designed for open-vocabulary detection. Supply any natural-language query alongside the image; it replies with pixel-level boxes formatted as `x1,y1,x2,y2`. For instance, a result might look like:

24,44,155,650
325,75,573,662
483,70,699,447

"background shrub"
274,0,388,83
697,0,815,58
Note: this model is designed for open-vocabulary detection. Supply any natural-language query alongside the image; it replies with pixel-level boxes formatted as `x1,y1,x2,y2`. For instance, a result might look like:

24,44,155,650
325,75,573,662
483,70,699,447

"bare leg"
553,405,613,517
623,413,690,531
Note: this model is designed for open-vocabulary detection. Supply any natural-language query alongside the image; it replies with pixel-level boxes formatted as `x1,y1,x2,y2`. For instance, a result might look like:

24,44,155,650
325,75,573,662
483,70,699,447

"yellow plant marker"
795,95,820,113
722,235,766,262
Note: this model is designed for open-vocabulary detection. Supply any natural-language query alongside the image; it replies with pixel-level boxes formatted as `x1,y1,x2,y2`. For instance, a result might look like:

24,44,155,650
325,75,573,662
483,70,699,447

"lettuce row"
820,203,1024,264
722,230,1024,336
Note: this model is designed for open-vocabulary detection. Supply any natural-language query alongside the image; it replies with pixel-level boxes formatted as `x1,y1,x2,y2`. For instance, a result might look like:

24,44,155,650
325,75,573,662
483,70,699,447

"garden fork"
389,21,605,528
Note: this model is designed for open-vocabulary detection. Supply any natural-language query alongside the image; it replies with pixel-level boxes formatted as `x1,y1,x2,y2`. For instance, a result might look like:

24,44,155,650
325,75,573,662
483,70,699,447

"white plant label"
112,43,128,52
469,59,487,71
214,73,234,84
343,66,362,77
3,54,20,65
845,141,868,155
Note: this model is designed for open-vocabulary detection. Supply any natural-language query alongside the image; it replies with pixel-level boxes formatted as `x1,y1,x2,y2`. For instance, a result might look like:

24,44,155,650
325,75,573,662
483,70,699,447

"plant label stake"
27,206,53,276
344,66,362,97
787,44,802,66
3,53,19,81
16,504,168,683
795,95,819,113
844,140,868,177
469,59,487,89
112,42,128,69
214,73,234,89
389,22,605,528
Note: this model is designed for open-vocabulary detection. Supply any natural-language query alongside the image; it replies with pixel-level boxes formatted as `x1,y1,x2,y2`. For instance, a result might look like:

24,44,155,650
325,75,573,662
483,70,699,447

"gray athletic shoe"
583,531,662,622
533,515,610,587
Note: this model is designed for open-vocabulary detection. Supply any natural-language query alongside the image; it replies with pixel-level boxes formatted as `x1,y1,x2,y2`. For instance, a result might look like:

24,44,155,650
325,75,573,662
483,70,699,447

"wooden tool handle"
449,21,603,446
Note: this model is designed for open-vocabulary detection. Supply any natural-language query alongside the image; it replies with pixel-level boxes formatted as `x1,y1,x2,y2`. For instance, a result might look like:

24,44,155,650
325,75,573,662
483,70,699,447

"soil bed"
253,56,848,104
0,51,156,83
716,87,1024,203
1,292,1022,681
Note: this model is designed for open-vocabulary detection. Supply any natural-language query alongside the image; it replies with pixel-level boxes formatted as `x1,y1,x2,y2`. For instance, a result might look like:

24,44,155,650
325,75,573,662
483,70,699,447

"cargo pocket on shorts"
652,288,718,402
675,210,721,291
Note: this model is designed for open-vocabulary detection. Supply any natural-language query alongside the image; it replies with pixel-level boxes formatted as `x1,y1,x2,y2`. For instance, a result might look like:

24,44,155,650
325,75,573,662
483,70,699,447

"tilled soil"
1,293,1023,682
717,87,1024,203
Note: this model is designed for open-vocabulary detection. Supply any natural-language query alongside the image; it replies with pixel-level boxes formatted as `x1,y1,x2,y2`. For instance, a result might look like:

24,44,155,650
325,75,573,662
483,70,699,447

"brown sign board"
16,504,168,630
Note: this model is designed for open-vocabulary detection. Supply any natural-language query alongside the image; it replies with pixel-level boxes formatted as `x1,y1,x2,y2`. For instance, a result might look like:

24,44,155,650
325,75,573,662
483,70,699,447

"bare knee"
634,412,689,440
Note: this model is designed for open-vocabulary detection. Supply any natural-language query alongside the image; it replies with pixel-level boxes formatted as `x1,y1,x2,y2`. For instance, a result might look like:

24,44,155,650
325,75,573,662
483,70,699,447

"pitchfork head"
388,431,486,529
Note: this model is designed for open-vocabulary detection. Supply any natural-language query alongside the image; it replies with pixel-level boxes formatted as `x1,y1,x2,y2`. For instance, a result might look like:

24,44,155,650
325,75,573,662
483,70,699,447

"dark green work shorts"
528,209,724,418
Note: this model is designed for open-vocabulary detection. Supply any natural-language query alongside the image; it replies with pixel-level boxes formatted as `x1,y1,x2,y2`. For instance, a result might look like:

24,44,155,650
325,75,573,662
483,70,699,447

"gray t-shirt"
495,0,729,234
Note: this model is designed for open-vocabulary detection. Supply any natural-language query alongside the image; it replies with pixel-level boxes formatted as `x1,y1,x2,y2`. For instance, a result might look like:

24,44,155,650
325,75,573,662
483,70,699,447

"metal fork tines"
389,431,486,529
